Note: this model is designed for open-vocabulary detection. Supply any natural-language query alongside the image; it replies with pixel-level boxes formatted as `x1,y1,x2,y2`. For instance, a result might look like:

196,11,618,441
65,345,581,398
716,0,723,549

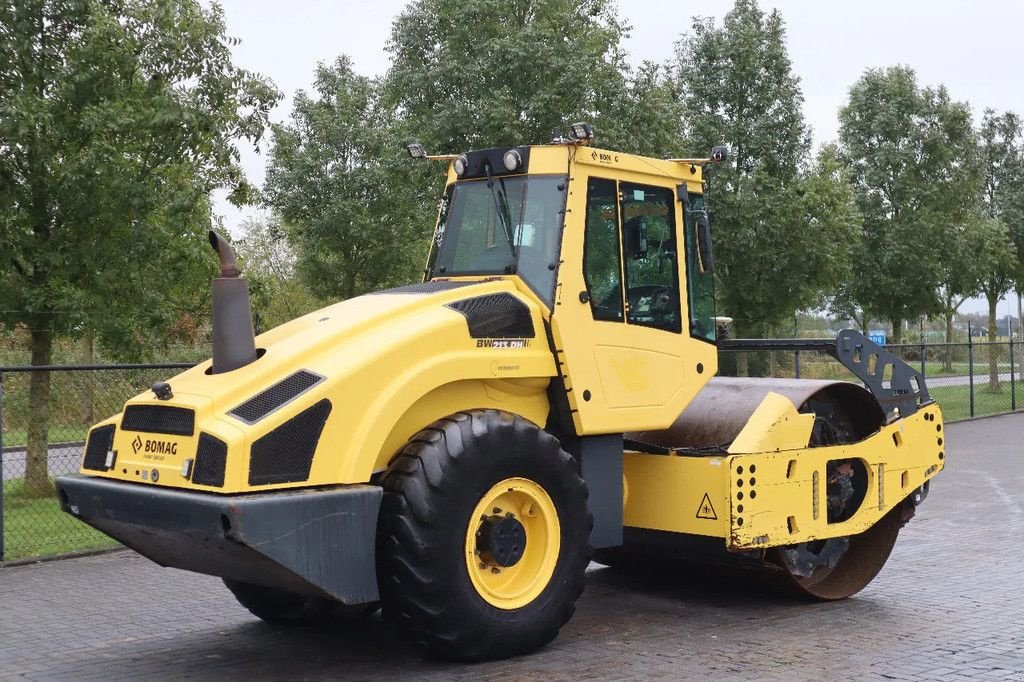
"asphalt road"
0,443,83,482
1,415,1022,680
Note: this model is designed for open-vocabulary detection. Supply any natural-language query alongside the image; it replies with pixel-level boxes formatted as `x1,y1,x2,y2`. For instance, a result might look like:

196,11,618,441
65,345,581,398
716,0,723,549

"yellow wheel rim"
465,477,560,610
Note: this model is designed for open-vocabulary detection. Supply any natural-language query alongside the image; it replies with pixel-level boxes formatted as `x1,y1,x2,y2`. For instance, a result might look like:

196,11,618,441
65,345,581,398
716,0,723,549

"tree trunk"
943,312,955,372
1018,290,1022,342
987,293,1001,392
890,318,903,345
25,329,54,497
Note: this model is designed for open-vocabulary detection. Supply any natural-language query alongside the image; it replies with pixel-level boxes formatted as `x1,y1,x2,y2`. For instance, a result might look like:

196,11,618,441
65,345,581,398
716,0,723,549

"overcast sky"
211,0,1024,315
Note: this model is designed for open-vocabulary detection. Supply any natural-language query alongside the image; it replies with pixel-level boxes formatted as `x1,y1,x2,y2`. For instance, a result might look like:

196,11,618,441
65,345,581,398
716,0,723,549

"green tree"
935,219,986,368
0,0,277,494
265,56,427,300
602,61,684,157
972,218,1017,390
838,66,980,343
674,0,854,342
235,215,322,332
976,110,1024,389
384,0,629,152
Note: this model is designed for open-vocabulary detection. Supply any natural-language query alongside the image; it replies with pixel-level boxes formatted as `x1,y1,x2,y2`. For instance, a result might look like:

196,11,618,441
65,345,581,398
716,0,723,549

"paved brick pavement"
1,414,1022,680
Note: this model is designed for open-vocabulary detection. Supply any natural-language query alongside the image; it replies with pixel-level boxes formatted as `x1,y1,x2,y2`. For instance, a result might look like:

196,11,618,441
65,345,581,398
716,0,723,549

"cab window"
619,184,681,333
683,193,716,342
583,178,624,321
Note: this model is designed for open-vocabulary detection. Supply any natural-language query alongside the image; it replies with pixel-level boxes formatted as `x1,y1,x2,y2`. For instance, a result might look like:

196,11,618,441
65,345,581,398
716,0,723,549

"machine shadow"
585,561,808,607
72,562,898,678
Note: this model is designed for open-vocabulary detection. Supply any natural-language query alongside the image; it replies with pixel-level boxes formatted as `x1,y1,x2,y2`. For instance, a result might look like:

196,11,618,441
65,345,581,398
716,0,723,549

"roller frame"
622,398,944,551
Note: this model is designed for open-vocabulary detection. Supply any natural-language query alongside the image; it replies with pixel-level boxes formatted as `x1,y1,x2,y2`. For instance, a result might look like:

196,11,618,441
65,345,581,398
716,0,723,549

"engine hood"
83,278,556,492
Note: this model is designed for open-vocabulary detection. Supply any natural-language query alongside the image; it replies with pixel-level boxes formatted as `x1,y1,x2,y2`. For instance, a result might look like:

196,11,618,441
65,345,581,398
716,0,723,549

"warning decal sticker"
696,492,717,520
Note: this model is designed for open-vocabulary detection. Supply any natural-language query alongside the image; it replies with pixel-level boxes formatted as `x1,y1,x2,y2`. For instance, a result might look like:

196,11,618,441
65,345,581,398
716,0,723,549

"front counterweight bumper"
55,475,382,604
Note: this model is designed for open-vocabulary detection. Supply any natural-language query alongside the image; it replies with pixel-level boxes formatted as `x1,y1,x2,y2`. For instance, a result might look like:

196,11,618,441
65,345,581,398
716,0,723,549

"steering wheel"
627,285,675,318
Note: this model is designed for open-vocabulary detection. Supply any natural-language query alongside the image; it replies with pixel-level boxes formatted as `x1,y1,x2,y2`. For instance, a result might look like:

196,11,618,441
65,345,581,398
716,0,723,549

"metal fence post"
1,367,5,561
968,325,975,418
920,338,926,378
1011,337,1016,412
794,350,801,379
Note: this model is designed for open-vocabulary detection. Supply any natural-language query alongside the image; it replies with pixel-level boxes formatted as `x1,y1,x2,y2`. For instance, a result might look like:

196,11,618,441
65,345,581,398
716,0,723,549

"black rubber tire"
223,579,377,625
376,409,592,661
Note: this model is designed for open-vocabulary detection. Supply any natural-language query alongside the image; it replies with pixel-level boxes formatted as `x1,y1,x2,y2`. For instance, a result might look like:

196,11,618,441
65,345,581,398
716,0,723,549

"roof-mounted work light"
569,122,594,142
405,143,460,162
502,149,522,171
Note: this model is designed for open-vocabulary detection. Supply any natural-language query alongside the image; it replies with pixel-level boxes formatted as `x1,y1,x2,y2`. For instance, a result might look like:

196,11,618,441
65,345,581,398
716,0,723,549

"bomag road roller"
56,123,945,661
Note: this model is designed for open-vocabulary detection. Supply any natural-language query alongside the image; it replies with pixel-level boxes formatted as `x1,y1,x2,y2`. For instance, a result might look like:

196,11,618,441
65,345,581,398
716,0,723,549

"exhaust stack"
209,230,258,374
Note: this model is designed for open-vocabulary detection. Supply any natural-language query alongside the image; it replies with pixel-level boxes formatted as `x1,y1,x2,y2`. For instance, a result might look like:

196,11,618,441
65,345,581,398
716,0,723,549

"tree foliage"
0,0,278,493
264,56,431,300
235,215,322,332
673,0,854,336
385,0,629,152
838,66,981,342
978,110,1024,286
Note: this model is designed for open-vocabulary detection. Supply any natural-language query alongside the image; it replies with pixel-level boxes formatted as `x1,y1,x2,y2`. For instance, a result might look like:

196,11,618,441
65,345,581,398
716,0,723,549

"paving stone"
1,415,1023,680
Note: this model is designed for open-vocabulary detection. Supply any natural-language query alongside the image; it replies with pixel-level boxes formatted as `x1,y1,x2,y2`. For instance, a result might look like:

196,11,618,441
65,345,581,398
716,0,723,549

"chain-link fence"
719,339,1023,423
1,363,192,561
2,340,1021,562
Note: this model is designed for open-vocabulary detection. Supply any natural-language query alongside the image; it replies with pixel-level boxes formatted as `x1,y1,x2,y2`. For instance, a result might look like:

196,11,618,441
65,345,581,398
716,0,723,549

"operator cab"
410,129,726,434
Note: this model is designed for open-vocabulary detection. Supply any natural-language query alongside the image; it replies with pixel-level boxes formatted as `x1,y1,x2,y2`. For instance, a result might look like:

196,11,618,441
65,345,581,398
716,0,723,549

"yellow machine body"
623,398,943,550
59,140,944,618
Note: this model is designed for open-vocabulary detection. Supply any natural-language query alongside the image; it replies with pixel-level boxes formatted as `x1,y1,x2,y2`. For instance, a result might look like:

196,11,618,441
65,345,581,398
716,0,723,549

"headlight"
453,154,469,176
502,149,521,172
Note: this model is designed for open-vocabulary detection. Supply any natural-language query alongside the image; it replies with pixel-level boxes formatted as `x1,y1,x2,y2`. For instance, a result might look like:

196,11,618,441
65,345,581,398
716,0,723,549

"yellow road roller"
57,125,944,660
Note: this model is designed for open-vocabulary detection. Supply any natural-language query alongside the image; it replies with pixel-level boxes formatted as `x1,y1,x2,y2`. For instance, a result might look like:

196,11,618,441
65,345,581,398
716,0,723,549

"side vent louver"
192,433,228,487
82,425,116,472
446,293,535,339
230,370,324,424
248,399,332,486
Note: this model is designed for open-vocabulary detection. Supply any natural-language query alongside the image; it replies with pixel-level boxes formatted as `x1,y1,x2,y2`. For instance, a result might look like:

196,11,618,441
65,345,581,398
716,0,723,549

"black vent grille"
82,425,116,472
121,405,195,436
446,293,535,338
374,280,478,294
230,370,323,424
192,433,228,487
248,399,332,486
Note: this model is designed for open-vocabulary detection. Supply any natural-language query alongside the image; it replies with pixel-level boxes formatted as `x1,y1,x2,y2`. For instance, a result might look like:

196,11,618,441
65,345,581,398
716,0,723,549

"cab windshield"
428,174,566,305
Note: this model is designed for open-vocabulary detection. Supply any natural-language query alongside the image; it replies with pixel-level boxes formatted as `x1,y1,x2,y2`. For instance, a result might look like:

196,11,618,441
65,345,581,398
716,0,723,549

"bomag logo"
476,338,531,349
131,436,178,456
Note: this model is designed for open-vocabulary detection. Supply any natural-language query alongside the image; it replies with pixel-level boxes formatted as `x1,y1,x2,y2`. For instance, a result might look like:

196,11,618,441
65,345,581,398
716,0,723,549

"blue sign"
868,330,886,346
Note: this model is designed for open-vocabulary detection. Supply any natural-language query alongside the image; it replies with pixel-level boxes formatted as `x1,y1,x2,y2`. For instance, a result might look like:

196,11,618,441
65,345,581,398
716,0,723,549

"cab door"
550,172,717,435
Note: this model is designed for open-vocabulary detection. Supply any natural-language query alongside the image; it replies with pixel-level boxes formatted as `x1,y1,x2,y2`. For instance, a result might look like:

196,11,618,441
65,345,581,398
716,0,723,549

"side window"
619,183,681,333
583,178,624,321
683,193,716,342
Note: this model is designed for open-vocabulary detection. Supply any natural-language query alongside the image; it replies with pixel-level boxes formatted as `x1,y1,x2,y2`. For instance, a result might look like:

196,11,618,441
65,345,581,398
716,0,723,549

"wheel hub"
477,514,527,567
464,477,561,609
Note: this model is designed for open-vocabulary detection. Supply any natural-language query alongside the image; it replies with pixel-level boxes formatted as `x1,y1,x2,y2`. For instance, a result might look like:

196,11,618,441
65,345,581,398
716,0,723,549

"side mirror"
625,217,648,260
696,214,714,272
